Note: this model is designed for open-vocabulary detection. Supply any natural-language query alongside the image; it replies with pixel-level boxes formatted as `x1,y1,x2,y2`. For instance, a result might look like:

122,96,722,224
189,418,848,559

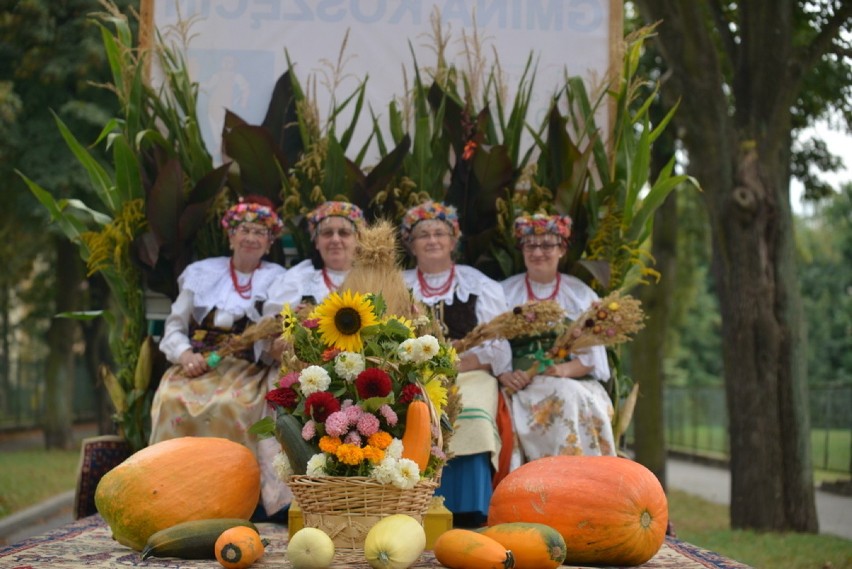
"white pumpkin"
287,527,335,569
364,514,426,569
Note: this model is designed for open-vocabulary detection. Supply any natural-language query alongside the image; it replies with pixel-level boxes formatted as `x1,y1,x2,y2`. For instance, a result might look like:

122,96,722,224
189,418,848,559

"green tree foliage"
798,184,852,383
0,0,135,447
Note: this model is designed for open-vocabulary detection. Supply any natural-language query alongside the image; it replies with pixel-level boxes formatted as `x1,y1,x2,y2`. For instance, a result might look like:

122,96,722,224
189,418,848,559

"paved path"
667,458,852,540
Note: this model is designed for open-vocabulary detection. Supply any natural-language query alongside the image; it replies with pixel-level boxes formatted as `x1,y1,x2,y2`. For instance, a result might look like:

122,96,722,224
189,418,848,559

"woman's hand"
498,369,531,392
544,360,593,378
178,350,208,378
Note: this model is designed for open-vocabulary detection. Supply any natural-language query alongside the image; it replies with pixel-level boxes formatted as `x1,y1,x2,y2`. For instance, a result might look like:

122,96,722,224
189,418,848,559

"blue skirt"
435,452,492,524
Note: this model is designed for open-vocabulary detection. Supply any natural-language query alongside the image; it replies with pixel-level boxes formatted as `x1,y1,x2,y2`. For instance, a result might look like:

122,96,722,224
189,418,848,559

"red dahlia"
266,387,298,409
398,383,422,405
354,368,393,399
304,391,341,423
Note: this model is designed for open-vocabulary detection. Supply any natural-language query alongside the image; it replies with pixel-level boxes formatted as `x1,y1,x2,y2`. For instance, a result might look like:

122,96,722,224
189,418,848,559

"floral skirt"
509,375,616,465
149,357,292,514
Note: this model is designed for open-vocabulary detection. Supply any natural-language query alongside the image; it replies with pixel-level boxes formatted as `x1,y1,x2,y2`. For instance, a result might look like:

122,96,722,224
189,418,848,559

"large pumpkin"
95,437,260,551
488,456,668,566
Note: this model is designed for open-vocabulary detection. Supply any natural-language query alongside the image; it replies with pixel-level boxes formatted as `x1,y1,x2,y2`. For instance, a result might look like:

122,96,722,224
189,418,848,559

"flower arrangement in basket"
251,284,459,549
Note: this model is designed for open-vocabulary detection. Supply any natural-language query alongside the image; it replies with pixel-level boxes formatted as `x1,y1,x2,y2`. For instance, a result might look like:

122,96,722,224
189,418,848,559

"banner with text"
144,0,619,163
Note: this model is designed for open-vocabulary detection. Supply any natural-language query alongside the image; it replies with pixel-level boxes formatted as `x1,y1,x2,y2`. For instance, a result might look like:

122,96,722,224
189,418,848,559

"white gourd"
364,514,426,569
286,527,335,569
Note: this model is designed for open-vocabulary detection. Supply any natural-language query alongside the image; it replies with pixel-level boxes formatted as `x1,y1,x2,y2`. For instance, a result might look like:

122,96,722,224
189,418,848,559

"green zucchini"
140,518,258,560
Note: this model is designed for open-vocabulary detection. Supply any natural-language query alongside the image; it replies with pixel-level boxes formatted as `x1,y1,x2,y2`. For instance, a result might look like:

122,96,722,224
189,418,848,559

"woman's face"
521,235,566,280
409,219,457,266
315,216,357,271
229,222,272,266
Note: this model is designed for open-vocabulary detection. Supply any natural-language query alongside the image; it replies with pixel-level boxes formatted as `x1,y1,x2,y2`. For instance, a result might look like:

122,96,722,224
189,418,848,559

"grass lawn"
0,450,80,518
668,490,852,569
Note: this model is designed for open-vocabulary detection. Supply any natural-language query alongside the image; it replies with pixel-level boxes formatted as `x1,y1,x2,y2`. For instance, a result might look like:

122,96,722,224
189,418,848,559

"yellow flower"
384,315,415,338
608,302,620,311
424,376,448,413
312,290,378,352
280,303,298,339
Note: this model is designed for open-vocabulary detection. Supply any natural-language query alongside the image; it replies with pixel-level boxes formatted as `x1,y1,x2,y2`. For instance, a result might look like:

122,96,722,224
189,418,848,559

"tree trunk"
707,145,817,532
43,236,82,449
634,0,819,531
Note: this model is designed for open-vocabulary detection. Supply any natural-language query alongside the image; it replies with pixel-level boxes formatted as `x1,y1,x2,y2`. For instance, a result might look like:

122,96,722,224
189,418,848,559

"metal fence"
0,361,97,431
662,383,851,474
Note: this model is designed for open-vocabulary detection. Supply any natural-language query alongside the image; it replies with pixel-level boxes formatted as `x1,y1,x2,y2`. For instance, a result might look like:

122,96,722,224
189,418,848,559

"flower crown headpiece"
400,200,460,243
307,201,365,238
513,212,572,245
221,198,284,237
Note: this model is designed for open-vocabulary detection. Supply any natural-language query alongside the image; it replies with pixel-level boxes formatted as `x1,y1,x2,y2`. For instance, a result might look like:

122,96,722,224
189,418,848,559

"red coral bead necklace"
417,265,456,297
230,258,258,299
525,273,561,301
321,268,339,293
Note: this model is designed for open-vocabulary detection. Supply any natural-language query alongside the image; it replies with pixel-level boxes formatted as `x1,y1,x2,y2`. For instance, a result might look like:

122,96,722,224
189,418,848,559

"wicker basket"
288,474,439,550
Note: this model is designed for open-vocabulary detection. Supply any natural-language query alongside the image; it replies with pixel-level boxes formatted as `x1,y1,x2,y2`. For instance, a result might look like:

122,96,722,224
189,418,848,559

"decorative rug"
0,515,753,568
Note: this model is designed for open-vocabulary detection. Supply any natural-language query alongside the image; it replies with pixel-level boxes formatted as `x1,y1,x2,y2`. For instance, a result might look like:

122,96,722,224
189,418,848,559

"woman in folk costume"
149,195,287,514
500,212,616,464
263,201,364,313
401,200,512,525
255,201,364,516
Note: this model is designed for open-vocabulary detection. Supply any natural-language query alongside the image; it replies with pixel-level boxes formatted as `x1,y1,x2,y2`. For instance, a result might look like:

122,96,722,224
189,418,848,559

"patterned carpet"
0,515,753,568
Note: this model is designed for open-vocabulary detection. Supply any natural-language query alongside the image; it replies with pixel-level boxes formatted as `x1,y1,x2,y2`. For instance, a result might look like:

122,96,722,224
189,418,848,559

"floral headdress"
220,197,284,237
307,201,365,238
255,291,459,487
513,212,572,247
400,200,461,243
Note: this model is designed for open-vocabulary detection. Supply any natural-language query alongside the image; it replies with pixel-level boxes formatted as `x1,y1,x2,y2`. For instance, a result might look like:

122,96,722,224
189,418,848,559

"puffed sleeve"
468,277,512,377
263,259,313,317
159,288,194,364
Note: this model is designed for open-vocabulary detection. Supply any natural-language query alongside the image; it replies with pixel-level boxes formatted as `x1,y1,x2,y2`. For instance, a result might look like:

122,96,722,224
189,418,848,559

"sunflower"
313,290,378,352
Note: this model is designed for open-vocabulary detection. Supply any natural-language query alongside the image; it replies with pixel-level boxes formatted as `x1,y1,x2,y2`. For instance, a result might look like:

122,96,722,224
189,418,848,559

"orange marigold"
362,445,385,464
336,443,364,466
367,431,392,450
319,435,342,453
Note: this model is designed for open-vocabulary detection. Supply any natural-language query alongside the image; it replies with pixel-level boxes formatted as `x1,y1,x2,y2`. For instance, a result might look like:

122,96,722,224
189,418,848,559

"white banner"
145,0,619,163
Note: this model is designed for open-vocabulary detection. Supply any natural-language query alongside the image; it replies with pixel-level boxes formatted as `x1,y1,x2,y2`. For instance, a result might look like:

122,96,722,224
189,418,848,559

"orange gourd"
215,526,265,569
400,400,431,472
433,528,515,569
488,456,667,566
477,522,565,569
95,437,261,551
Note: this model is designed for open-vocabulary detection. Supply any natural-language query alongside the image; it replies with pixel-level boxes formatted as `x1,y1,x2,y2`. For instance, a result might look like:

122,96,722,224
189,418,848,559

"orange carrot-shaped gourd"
400,400,431,472
434,529,515,569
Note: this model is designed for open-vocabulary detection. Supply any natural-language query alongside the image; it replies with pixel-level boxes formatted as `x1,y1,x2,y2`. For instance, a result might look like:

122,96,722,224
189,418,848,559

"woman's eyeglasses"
412,230,452,241
317,227,355,239
522,241,560,252
233,226,270,238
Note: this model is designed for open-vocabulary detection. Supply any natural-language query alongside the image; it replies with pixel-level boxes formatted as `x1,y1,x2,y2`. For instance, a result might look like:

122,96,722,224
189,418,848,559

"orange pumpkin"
433,528,515,569
488,456,667,566
95,437,261,551
215,526,265,569
477,522,565,569
400,400,432,472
